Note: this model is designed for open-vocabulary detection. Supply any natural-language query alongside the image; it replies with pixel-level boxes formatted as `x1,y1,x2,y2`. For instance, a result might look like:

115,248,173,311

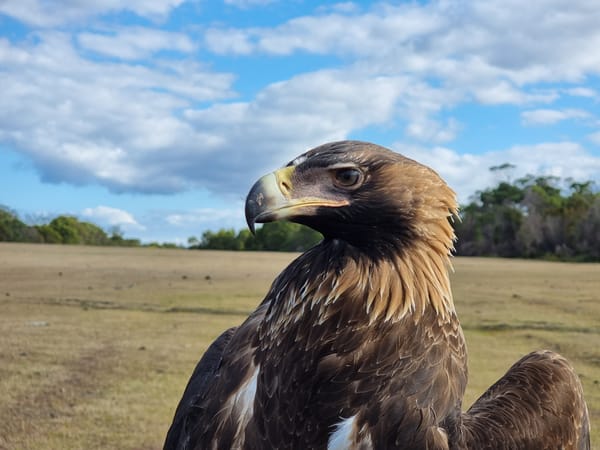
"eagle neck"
342,239,456,323
265,237,455,329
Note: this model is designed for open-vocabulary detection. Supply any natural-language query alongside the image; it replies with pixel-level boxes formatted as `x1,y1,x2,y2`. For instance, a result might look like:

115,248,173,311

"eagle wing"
163,326,237,450
462,350,590,449
164,301,270,450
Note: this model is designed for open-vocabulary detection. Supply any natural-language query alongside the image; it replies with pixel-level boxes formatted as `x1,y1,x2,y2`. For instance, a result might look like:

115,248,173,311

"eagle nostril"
280,180,291,196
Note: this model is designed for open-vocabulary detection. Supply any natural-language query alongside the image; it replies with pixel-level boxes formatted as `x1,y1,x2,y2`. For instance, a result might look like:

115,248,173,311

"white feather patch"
236,365,259,421
328,415,356,450
328,415,373,450
221,364,259,449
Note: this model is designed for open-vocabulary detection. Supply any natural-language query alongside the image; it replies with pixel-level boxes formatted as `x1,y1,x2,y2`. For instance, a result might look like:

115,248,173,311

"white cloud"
472,81,558,105
166,208,243,226
198,0,600,176
204,28,255,55
78,27,195,60
316,3,361,15
224,0,276,8
521,108,590,126
405,117,460,144
205,4,444,57
565,87,598,98
204,1,600,87
0,32,235,193
81,206,145,230
0,0,184,27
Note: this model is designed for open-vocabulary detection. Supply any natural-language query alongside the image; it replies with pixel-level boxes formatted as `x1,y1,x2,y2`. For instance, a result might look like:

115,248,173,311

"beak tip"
245,174,270,235
248,220,256,235
245,197,258,235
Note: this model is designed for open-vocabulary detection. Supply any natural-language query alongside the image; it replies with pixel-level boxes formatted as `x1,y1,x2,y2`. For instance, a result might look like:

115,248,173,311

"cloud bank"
0,0,599,203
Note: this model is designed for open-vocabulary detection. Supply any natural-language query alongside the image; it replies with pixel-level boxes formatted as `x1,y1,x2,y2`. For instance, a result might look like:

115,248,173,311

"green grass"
0,243,598,449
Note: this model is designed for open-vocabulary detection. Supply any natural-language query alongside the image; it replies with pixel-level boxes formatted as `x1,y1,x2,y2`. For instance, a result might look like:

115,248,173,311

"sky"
1,0,599,244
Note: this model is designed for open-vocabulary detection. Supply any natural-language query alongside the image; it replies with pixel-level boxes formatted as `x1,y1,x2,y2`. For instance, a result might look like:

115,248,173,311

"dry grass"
0,243,598,449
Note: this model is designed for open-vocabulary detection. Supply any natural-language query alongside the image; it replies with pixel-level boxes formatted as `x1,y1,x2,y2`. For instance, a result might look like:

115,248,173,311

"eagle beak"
245,165,348,233
245,166,295,234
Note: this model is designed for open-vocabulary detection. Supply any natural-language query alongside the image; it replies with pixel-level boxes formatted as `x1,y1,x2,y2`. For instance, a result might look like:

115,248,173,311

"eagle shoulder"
462,350,590,449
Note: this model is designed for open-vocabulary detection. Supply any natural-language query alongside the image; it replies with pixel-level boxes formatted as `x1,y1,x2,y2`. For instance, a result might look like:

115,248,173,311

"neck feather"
266,233,455,328
326,240,455,323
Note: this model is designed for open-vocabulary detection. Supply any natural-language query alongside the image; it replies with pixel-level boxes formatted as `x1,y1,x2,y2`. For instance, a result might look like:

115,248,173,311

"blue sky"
1,0,599,244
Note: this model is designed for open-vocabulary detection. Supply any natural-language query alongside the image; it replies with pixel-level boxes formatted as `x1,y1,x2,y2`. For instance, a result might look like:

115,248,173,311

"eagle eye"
333,168,363,189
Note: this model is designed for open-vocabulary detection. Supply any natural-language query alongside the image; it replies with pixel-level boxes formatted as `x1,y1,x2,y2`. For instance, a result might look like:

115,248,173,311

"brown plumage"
164,141,590,449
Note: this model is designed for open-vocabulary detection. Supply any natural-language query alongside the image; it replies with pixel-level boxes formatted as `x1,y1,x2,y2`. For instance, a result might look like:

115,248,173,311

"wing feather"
163,327,237,450
461,350,590,449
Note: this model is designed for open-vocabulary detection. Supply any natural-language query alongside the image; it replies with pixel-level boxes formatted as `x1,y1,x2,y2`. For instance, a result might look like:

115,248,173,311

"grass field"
0,242,598,449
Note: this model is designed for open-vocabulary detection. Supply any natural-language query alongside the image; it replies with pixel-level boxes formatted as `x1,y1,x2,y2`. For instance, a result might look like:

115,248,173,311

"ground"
0,243,598,449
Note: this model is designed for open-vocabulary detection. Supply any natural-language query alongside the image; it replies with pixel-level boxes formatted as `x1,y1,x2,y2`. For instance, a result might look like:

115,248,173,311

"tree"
0,206,31,242
455,179,525,257
35,224,63,243
0,207,139,247
199,229,242,250
575,196,600,260
456,170,600,261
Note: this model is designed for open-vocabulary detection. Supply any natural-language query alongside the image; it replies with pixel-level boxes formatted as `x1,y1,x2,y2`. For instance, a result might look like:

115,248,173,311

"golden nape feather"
164,141,590,450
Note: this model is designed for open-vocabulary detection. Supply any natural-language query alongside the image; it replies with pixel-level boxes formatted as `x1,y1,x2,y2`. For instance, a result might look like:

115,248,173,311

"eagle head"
245,140,457,256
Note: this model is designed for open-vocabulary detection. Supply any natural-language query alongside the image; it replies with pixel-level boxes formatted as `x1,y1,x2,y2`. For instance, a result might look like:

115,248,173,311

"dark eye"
333,168,363,188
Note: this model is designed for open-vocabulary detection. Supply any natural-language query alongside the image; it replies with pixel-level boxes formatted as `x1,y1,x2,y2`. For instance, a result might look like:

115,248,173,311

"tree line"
454,170,600,261
2,168,599,260
0,209,144,247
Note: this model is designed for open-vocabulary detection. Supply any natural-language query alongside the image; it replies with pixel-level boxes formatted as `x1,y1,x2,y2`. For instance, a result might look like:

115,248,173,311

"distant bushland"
0,207,142,247
454,171,600,261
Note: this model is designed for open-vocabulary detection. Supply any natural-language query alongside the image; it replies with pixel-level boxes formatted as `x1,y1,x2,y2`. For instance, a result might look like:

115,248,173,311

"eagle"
164,141,590,449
